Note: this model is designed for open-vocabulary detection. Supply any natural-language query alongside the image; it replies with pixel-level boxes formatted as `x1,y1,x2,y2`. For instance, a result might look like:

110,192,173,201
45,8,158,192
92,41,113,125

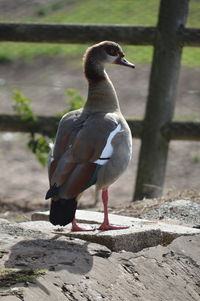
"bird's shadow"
3,235,96,295
5,236,94,274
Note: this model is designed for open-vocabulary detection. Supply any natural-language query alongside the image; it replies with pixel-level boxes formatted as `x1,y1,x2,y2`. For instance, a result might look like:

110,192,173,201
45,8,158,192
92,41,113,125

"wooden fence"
0,0,200,200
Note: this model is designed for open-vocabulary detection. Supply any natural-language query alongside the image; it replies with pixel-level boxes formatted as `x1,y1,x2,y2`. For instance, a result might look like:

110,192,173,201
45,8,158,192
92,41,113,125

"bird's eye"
109,49,117,56
106,47,118,56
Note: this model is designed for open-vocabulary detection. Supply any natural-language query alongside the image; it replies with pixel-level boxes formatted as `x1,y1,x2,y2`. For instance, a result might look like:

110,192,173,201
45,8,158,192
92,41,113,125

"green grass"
0,0,199,65
0,268,47,287
174,112,200,122
37,0,159,25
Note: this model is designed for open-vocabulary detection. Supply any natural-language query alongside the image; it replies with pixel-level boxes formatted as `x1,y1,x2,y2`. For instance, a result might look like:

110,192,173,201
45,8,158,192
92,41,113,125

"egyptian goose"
46,41,135,231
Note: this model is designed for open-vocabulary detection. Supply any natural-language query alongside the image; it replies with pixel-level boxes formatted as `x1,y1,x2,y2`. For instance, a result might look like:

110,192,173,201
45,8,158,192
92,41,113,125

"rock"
31,210,200,252
1,296,19,301
0,218,200,300
0,218,47,242
142,199,200,226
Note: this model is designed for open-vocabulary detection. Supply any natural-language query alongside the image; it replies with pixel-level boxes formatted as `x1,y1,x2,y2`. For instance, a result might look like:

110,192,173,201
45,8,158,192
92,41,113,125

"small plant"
55,88,85,117
0,54,13,64
11,90,50,166
28,135,52,167
0,268,47,287
36,7,47,16
36,1,63,17
11,89,85,167
191,152,200,164
12,90,36,121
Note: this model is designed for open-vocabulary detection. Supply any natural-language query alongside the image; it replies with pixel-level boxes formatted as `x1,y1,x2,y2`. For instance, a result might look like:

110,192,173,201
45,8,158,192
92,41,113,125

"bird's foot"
98,222,129,231
71,223,95,232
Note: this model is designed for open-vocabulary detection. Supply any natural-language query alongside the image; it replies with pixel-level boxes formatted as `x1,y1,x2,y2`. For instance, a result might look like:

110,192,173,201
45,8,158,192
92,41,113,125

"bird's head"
84,41,135,69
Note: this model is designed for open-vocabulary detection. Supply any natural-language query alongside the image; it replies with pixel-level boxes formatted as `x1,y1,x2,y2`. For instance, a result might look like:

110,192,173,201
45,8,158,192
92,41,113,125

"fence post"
134,0,189,200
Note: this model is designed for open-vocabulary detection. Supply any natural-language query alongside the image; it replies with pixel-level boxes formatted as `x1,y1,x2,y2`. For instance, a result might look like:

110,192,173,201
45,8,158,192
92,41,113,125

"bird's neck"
84,61,120,113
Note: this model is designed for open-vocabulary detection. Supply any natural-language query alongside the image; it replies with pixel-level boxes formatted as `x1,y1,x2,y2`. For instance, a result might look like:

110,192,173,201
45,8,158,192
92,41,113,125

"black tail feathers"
49,198,77,226
45,184,59,200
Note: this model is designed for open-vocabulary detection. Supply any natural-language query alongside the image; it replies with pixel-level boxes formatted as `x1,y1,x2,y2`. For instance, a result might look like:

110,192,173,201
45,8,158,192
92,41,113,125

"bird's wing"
46,111,121,199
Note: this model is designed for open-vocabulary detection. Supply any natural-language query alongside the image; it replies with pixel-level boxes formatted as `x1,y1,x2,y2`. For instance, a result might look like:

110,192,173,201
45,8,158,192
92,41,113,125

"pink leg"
98,189,129,231
71,218,95,232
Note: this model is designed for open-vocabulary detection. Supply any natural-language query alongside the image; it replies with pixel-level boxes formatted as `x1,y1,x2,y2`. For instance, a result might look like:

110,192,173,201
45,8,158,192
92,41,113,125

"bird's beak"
114,56,135,69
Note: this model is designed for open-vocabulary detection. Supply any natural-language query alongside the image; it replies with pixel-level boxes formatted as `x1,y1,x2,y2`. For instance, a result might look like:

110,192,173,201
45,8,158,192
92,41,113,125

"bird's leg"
71,218,95,232
98,189,129,230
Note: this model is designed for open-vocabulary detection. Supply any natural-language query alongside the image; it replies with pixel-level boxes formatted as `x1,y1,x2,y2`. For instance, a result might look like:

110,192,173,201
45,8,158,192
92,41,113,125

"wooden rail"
0,22,199,46
1,114,200,141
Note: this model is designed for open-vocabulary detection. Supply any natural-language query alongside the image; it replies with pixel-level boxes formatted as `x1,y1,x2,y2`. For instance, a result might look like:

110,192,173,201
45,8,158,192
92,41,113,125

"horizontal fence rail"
0,23,199,46
0,114,200,141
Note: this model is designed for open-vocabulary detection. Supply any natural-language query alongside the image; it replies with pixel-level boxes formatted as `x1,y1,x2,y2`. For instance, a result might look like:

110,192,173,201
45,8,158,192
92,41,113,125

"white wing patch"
94,124,121,165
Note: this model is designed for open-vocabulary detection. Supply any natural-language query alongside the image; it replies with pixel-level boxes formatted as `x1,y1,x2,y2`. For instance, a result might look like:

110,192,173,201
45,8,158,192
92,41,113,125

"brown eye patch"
105,45,119,56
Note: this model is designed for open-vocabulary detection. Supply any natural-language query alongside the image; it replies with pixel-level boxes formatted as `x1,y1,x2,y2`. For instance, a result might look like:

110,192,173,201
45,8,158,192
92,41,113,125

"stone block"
30,210,200,252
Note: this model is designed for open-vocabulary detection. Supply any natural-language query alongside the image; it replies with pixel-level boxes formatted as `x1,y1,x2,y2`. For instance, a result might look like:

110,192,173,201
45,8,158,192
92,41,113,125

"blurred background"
0,0,199,220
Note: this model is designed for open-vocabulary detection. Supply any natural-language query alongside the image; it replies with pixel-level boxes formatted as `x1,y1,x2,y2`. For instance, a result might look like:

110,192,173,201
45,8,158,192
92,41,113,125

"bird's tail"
49,198,77,226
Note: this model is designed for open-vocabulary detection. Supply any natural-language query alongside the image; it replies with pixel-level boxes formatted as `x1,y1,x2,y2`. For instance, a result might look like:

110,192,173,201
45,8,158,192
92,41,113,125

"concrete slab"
30,210,200,252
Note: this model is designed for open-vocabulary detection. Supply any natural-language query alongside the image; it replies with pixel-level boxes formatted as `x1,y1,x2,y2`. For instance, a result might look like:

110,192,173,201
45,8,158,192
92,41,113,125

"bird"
45,41,135,231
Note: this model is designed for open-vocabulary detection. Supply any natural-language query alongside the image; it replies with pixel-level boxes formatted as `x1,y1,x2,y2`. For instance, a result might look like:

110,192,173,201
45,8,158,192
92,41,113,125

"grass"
174,113,200,122
0,268,47,287
0,0,199,65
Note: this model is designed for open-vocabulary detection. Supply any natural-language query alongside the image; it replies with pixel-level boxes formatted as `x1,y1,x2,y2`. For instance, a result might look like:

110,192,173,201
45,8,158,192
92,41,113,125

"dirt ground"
0,56,200,220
